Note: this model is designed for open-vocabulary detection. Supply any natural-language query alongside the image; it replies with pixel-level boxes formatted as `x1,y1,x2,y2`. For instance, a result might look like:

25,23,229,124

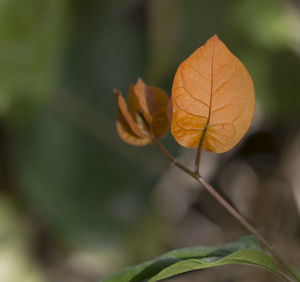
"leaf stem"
194,145,202,175
151,136,300,282
151,137,198,178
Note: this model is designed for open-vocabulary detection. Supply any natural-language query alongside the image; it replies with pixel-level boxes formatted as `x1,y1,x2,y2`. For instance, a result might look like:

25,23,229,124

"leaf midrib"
198,35,216,149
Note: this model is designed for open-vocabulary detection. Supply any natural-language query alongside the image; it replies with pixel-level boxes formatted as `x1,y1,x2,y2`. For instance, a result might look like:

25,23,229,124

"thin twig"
151,136,197,178
151,136,300,282
194,145,202,174
197,177,299,282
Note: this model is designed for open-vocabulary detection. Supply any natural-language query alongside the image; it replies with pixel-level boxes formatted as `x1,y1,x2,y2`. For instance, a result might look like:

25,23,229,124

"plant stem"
151,136,300,282
194,145,202,175
151,137,197,178
197,177,299,281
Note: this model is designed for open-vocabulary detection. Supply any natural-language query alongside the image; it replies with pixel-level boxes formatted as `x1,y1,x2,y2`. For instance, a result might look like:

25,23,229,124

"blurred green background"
0,0,300,281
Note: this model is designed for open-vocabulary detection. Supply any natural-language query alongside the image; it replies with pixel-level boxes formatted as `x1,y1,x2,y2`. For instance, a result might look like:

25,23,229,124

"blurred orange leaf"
171,35,255,153
115,78,169,146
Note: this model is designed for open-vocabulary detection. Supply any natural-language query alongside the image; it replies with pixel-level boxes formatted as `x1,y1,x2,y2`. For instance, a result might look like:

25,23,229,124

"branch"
151,136,300,282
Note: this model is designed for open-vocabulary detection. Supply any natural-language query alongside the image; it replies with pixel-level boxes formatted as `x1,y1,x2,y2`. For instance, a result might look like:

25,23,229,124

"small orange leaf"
115,89,151,146
115,78,170,146
128,85,150,135
171,35,255,153
133,78,170,137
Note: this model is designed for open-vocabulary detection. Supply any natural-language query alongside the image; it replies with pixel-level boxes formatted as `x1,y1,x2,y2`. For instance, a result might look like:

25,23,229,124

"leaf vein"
174,101,208,119
189,63,209,82
213,60,237,95
174,118,205,132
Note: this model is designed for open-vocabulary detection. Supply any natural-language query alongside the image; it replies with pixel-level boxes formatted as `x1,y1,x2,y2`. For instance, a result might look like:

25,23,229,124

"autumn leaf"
115,78,169,146
171,35,255,153
115,89,151,146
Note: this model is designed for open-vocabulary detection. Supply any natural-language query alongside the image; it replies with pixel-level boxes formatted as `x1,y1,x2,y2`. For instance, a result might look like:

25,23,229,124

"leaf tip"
113,88,121,98
136,77,145,86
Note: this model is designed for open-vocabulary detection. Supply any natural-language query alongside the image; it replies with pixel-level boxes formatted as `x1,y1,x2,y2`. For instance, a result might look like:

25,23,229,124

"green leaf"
100,235,283,282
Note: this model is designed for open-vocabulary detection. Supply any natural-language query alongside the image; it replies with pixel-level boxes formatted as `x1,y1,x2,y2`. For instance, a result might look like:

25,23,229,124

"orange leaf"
115,89,151,146
171,35,255,153
133,78,170,137
128,84,150,135
115,79,170,146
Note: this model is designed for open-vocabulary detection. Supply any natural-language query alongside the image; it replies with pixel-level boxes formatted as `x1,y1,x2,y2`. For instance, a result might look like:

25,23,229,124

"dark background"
0,0,299,281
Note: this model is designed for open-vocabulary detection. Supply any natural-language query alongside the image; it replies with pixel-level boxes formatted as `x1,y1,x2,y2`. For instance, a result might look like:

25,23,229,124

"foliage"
111,34,300,281
3,1,299,280
100,235,283,281
171,35,255,153
116,35,255,153
115,78,169,146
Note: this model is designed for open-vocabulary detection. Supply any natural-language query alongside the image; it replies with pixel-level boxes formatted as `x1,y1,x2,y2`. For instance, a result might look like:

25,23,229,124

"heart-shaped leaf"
171,35,255,153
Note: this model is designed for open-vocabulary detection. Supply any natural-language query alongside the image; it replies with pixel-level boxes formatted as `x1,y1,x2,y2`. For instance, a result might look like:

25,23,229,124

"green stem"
151,136,300,282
